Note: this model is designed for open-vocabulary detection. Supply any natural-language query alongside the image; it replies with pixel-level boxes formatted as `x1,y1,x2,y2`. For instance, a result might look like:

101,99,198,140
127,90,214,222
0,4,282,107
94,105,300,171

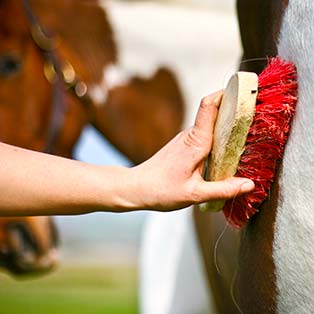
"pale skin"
0,91,254,216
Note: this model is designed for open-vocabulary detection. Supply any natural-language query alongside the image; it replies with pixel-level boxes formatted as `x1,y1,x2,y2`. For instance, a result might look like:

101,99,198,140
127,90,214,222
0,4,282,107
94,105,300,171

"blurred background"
0,0,240,313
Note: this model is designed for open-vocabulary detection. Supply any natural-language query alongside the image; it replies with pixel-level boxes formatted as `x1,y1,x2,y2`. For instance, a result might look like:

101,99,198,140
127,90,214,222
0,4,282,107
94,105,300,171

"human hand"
128,91,255,211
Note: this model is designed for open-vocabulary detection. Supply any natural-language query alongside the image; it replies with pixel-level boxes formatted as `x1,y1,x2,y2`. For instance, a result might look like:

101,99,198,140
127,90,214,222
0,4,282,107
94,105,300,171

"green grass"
0,265,138,314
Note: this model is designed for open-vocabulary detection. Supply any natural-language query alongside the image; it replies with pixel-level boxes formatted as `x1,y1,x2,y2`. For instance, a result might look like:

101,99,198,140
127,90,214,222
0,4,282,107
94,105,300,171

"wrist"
95,166,144,212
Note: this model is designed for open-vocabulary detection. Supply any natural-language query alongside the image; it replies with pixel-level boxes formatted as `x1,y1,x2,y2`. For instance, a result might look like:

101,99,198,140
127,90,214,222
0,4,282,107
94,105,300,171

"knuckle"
220,183,237,200
184,127,202,148
200,95,217,109
187,182,203,204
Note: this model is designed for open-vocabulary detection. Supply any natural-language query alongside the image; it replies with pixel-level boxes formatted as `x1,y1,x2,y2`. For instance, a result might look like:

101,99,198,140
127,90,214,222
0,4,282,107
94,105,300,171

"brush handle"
201,71,258,212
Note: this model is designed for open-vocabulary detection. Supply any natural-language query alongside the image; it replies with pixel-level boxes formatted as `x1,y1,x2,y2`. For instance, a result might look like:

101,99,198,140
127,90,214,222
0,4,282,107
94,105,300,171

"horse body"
200,1,314,313
273,1,314,312
227,1,314,312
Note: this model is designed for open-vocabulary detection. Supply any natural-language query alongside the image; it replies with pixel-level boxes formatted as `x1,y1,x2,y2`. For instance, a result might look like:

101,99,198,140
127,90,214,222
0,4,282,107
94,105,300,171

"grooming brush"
202,57,298,228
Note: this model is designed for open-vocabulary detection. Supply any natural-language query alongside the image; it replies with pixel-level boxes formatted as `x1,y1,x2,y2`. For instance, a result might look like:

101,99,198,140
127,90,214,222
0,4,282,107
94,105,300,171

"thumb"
196,177,255,202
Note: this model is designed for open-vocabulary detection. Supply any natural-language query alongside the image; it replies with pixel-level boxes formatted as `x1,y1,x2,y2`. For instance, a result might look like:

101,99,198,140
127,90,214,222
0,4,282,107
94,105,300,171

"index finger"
194,91,223,136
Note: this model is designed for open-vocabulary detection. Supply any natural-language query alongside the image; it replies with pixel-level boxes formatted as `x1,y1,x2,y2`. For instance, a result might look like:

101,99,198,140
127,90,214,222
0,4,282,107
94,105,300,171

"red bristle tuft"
223,57,298,228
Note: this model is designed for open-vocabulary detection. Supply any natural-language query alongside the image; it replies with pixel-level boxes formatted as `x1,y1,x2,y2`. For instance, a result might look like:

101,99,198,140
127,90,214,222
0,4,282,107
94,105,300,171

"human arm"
0,91,254,216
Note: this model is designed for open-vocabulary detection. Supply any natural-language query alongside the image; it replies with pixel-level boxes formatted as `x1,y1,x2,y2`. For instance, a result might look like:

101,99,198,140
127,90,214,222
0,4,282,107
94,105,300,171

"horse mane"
30,0,117,85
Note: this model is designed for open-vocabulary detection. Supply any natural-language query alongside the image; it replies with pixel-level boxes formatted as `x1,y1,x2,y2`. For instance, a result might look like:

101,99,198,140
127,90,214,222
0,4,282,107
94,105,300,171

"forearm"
0,143,138,216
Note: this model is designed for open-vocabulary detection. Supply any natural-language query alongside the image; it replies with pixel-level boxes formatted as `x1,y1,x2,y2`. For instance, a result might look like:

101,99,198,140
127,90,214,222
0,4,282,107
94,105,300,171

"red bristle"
223,57,298,228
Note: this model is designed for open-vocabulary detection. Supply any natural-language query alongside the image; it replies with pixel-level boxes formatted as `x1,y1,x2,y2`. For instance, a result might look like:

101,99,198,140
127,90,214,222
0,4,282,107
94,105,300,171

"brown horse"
194,1,314,313
0,0,184,274
0,0,62,274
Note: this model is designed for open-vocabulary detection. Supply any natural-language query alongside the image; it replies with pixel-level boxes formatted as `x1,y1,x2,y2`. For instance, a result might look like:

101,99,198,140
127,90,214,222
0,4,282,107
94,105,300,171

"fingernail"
240,180,255,193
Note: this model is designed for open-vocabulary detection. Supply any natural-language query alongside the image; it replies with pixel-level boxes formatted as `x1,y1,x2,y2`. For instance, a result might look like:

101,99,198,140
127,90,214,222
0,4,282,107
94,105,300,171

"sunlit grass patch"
0,265,138,314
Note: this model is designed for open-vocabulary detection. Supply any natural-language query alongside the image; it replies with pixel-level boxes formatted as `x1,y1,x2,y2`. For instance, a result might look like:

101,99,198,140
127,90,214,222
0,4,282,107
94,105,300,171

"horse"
0,0,184,275
194,0,314,313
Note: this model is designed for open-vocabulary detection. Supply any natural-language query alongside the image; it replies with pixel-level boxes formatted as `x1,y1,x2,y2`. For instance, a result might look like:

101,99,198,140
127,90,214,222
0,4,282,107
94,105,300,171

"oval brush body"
202,57,298,228
202,71,258,211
